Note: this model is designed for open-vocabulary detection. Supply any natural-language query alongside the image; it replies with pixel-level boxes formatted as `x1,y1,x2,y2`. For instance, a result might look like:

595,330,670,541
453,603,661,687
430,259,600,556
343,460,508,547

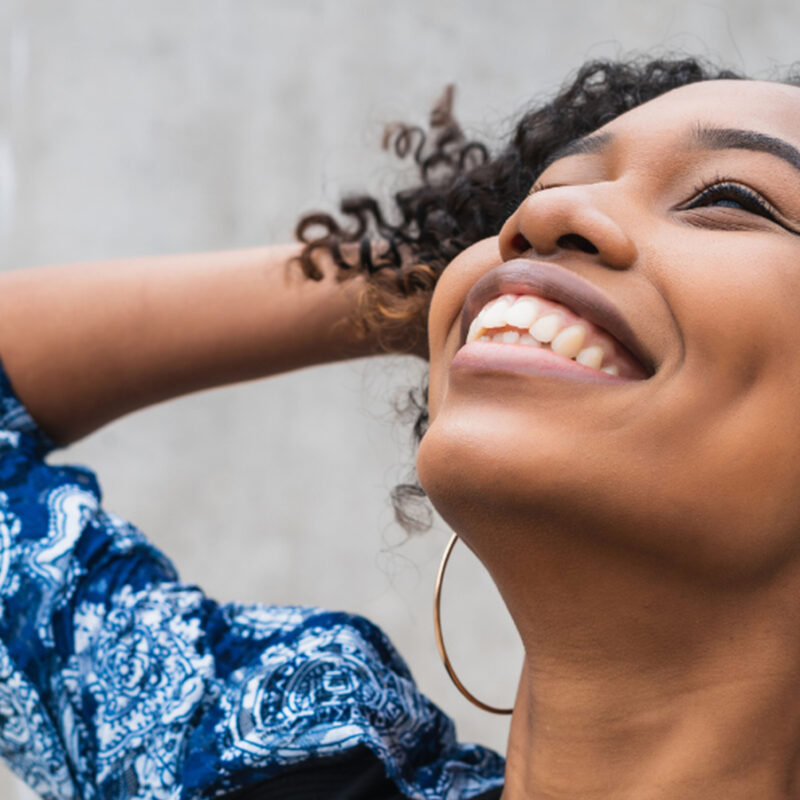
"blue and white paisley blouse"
0,362,505,800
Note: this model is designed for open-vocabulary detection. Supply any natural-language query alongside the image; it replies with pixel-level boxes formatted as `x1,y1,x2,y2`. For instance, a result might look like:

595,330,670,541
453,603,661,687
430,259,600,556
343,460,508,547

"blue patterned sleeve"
0,362,504,800
0,364,182,799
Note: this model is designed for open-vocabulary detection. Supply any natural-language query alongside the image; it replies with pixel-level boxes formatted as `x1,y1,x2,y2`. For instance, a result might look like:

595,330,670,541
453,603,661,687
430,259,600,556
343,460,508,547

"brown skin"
418,80,800,798
0,244,381,445
5,79,800,798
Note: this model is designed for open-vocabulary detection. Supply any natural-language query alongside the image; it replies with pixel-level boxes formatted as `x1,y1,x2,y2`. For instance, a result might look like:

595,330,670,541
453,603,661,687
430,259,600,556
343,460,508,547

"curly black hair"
293,56,748,532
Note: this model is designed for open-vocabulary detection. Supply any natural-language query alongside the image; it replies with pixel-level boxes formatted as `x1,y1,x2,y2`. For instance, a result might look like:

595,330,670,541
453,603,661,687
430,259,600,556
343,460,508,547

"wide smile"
455,259,654,381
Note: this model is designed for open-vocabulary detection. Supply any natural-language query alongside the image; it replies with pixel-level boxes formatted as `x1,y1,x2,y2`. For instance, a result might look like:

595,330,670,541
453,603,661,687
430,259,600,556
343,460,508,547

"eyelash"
685,177,779,222
528,181,554,195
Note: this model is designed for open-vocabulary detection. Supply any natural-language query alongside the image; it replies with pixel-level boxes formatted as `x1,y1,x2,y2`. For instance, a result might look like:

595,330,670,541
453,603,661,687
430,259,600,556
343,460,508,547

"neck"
475,524,800,800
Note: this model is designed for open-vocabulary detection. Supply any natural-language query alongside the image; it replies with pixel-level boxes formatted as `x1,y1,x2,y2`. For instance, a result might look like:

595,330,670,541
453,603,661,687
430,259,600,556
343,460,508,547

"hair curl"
293,56,748,532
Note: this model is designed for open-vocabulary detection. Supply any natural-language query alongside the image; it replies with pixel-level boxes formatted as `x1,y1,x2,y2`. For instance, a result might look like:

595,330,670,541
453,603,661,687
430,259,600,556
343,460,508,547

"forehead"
600,80,800,144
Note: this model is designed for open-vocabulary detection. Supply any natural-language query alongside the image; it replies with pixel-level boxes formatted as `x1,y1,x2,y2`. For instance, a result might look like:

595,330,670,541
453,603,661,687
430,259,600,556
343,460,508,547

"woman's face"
418,80,800,584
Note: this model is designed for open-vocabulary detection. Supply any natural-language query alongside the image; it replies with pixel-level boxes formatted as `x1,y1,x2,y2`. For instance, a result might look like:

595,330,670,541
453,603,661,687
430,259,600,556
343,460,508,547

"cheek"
425,237,503,420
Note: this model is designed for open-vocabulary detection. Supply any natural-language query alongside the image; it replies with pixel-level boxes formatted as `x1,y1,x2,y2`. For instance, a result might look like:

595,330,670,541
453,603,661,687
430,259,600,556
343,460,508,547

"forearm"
0,244,373,445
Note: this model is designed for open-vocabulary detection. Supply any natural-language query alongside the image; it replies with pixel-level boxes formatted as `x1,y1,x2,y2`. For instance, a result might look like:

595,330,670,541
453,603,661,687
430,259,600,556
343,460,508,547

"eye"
684,179,778,223
528,181,560,196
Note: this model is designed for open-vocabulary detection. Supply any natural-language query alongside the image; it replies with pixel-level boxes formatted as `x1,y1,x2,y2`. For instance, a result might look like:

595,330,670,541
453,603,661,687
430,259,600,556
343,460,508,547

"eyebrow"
540,125,800,177
540,132,613,170
693,125,800,175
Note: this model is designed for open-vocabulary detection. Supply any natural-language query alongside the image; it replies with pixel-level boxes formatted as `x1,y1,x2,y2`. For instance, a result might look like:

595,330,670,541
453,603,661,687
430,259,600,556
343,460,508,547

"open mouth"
458,260,654,381
464,293,646,379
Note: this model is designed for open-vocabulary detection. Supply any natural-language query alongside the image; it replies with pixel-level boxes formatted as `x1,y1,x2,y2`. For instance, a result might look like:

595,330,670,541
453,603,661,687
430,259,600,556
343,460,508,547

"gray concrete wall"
1,1,799,796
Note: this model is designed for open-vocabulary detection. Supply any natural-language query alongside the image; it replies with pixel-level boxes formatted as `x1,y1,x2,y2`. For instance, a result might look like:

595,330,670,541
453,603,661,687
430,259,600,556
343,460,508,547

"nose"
497,184,638,270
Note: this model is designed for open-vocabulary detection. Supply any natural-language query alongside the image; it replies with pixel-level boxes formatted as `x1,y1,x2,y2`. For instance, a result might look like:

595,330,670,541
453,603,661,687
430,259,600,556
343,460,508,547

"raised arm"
0,244,374,446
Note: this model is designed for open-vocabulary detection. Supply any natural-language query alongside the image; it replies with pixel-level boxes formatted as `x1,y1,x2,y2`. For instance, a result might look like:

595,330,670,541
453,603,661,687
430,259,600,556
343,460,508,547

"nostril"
510,233,530,254
556,234,599,254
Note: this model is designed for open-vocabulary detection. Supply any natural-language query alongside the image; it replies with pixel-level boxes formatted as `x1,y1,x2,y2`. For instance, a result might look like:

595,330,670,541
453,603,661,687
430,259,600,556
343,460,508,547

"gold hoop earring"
433,533,513,715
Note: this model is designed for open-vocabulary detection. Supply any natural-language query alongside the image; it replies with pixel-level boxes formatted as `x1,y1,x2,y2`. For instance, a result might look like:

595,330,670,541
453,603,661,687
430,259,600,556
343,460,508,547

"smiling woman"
2,56,800,800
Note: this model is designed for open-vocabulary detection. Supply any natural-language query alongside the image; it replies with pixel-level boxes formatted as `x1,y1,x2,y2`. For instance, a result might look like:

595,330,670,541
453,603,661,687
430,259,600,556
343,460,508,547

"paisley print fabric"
0,363,505,800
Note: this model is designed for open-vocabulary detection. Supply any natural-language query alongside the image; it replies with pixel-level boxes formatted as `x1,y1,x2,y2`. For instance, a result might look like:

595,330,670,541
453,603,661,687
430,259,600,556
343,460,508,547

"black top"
223,745,504,799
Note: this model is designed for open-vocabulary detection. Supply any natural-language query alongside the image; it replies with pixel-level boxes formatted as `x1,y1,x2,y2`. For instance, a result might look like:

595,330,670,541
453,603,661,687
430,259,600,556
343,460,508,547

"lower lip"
451,341,629,383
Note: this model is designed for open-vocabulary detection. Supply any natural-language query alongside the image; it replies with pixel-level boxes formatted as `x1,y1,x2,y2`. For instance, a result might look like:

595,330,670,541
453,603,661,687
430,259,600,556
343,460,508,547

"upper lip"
459,259,655,375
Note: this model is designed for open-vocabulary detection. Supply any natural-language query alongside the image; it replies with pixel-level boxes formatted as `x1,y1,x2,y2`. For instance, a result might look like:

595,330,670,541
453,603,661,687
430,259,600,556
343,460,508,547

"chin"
417,408,800,587
416,407,587,544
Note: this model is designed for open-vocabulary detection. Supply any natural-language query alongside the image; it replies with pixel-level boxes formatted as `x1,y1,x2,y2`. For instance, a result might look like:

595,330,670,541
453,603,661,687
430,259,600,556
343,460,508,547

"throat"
500,626,800,800
484,527,800,800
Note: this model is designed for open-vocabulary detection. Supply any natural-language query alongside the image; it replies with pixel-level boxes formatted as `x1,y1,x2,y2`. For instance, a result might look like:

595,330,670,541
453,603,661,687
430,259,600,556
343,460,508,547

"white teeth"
505,297,540,329
550,324,586,358
481,296,514,329
530,313,562,343
575,344,605,369
468,294,628,376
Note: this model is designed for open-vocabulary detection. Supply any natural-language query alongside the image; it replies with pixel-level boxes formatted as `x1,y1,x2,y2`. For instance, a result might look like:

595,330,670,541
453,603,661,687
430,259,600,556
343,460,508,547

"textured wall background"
2,1,800,796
